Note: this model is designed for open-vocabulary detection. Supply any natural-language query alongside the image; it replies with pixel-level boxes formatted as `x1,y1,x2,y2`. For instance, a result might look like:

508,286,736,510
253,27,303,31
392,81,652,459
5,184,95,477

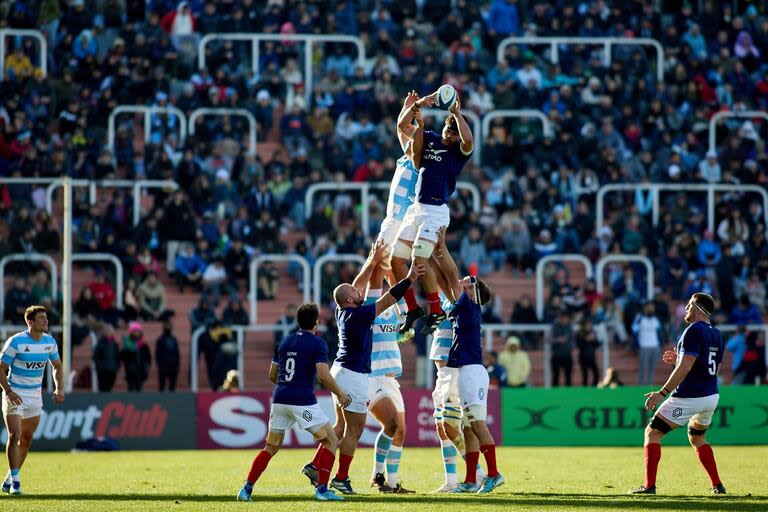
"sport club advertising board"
501,386,768,446
196,389,501,449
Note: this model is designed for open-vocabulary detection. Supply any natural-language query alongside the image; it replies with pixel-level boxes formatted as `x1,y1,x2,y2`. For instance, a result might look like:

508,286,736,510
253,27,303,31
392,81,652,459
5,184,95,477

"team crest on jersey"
302,410,312,422
672,407,683,418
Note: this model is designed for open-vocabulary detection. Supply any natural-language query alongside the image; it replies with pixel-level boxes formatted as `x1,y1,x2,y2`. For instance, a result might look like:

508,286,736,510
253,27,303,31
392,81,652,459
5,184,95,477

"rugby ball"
436,84,457,110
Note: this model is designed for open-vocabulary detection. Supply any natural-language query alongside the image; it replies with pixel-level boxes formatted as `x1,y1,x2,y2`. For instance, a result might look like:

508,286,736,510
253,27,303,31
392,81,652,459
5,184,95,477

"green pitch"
2,446,766,511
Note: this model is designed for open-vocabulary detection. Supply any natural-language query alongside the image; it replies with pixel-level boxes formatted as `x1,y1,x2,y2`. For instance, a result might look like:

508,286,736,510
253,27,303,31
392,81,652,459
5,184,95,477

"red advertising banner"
196,389,501,449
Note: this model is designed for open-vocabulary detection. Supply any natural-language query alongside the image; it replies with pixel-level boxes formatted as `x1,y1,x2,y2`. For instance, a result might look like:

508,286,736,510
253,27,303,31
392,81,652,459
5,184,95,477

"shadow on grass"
14,492,768,510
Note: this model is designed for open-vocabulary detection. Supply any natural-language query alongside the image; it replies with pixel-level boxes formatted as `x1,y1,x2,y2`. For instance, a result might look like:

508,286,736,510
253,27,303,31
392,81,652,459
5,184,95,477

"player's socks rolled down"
464,451,480,484
404,289,418,311
10,469,19,483
695,444,722,486
480,444,499,478
317,447,336,488
427,292,442,314
386,444,403,487
335,453,354,481
246,451,272,484
374,430,393,475
644,443,661,488
440,439,459,485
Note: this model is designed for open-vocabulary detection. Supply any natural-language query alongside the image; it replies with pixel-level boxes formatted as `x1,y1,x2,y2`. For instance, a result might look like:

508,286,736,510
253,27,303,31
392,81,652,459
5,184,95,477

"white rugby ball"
436,84,457,110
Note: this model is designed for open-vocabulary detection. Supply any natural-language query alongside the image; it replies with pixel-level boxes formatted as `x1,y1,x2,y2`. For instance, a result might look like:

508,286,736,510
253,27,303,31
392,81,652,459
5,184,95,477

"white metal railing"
481,109,553,147
595,183,768,235
312,254,367,306
72,253,125,309
0,29,47,80
496,36,665,82
198,33,366,106
190,323,295,392
189,108,257,156
249,255,310,324
535,254,594,319
595,254,654,301
0,254,58,319
304,181,481,237
45,180,96,214
107,105,187,151
717,324,768,371
421,108,482,165
708,110,768,154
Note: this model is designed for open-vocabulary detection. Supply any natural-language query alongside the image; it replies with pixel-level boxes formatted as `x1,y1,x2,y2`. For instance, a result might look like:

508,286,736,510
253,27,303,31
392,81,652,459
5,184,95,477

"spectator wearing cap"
121,322,152,392
161,1,197,35
498,336,530,387
698,150,721,182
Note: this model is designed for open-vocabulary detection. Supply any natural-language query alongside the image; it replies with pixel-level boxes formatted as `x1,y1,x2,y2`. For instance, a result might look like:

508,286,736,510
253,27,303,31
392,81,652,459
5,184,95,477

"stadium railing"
481,109,553,149
420,108,483,165
535,253,593,319
198,33,366,107
304,181,482,237
594,254,654,303
0,253,58,319
708,110,768,154
71,253,125,309
248,255,310,324
595,183,768,234
107,105,187,151
189,108,257,156
496,36,665,82
0,29,47,80
190,323,295,392
312,253,367,306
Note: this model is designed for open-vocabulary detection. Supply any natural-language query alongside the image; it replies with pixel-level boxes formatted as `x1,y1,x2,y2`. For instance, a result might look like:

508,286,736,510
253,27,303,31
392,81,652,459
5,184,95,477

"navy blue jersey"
416,130,472,206
672,321,723,398
447,292,483,368
271,330,329,406
334,303,376,374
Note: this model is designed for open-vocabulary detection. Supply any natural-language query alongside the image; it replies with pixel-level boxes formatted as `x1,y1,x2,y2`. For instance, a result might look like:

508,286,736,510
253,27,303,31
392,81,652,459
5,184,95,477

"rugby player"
303,241,424,495
1,305,65,495
631,293,726,495
237,303,352,502
393,89,474,336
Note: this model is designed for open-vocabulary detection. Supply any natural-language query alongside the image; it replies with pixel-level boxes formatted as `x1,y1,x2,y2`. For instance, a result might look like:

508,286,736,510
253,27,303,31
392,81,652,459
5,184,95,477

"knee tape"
688,426,707,436
442,406,463,431
393,240,412,259
649,415,673,434
412,241,435,259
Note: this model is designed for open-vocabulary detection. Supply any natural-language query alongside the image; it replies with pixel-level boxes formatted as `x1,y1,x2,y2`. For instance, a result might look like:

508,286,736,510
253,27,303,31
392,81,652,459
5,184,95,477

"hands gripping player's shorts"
432,366,461,425
397,203,450,244
656,393,719,426
269,402,329,434
331,364,369,414
458,364,490,426
368,375,405,413
2,391,43,420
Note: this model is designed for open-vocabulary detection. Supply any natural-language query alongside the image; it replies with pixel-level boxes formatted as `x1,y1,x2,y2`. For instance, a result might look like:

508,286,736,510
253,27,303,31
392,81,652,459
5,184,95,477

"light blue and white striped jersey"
386,155,419,222
365,296,402,378
429,298,455,362
1,330,59,392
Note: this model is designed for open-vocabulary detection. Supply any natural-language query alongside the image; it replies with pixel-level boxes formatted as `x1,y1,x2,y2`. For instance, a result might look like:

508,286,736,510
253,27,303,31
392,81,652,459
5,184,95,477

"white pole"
62,177,73,393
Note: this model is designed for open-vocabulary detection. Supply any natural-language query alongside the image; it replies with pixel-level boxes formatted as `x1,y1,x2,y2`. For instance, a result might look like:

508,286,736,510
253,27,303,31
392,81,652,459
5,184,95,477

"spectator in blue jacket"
697,229,722,265
487,0,520,41
174,243,206,292
726,326,748,384
730,295,763,326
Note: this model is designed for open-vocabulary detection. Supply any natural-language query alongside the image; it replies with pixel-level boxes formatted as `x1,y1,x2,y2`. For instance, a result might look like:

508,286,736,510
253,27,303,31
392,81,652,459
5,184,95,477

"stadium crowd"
0,0,766,389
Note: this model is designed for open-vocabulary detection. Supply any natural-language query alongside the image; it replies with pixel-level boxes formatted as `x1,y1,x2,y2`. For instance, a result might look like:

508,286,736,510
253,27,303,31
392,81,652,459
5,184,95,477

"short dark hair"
445,115,459,133
296,303,320,330
476,279,492,306
692,292,715,317
25,305,47,323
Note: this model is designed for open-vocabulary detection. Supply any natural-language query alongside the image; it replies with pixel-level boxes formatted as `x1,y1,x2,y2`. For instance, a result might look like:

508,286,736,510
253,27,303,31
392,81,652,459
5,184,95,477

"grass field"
1,447,766,511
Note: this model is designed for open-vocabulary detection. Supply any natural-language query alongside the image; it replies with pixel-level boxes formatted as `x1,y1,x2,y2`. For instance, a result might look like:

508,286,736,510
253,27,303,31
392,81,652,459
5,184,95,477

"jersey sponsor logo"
374,325,399,333
25,362,47,369
24,346,30,352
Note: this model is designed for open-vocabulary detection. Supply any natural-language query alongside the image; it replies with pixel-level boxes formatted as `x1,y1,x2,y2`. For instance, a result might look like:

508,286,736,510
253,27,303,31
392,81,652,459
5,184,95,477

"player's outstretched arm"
352,240,389,296
397,90,419,146
374,263,425,316
644,354,696,410
433,226,462,302
450,97,473,155
316,362,352,408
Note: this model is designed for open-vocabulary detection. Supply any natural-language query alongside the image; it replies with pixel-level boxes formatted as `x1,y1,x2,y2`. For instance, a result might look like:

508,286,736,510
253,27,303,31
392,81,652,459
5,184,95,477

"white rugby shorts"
458,364,490,409
432,365,461,419
2,390,43,420
269,402,328,434
376,217,404,249
331,364,369,414
368,375,405,413
656,393,719,426
396,202,450,244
